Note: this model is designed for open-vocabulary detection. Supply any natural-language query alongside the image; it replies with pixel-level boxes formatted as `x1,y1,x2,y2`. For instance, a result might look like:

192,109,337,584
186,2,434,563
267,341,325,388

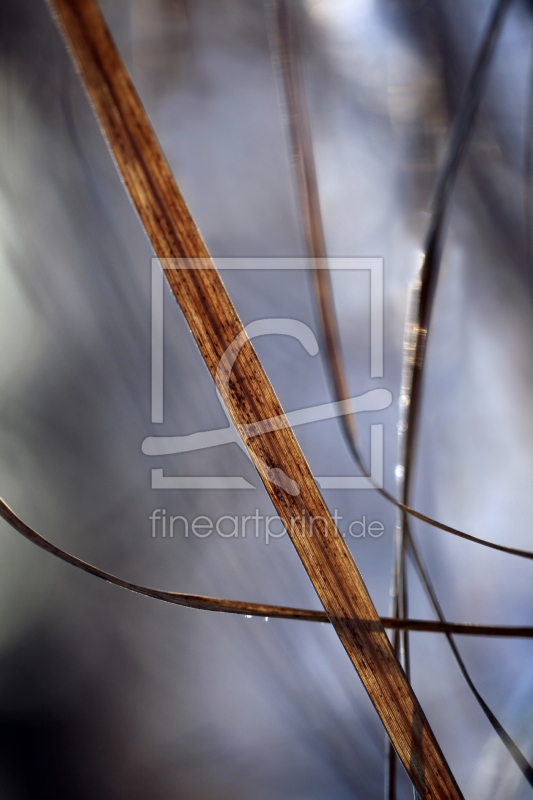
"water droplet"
245,615,252,619
264,617,269,622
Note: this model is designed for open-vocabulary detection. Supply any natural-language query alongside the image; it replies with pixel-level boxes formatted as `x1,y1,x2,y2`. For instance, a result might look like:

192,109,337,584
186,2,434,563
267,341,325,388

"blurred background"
0,0,533,797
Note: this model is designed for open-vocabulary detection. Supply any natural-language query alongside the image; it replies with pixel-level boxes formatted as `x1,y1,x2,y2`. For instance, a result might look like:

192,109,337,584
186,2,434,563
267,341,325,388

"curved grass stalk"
398,0,515,568
2,495,533,638
396,6,515,790
396,0,533,789
406,520,533,788
268,0,363,470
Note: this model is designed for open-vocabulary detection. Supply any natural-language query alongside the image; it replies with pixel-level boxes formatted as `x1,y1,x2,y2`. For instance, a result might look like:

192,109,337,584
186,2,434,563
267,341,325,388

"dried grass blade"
0,497,323,619
399,0,513,506
42,0,464,796
391,0,533,785
269,0,361,466
2,495,532,638
406,525,533,788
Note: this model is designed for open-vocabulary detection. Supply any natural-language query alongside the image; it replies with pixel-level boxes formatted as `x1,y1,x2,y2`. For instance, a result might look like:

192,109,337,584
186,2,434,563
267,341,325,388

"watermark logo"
149,508,385,542
142,258,389,490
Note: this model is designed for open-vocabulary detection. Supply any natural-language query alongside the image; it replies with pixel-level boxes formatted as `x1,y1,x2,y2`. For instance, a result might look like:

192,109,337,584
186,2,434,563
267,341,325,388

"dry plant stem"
269,7,411,794
399,0,513,503
395,0,512,779
44,0,462,796
391,260,425,798
390,502,533,560
406,523,533,788
270,0,361,466
386,590,400,800
394,0,533,787
397,0,514,587
393,275,533,789
273,7,388,798
3,496,533,638
389,526,410,799
398,0,533,788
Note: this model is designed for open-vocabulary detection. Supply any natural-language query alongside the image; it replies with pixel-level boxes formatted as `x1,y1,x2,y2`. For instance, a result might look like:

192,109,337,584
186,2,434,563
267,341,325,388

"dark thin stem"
397,0,532,786
397,1,531,787
400,0,513,520
386,558,400,800
2,496,533,636
406,521,533,789
395,4,514,710
269,0,363,470
270,7,411,791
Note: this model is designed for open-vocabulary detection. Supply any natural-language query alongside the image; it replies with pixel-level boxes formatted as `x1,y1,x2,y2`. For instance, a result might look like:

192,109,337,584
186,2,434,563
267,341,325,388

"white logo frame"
143,258,388,490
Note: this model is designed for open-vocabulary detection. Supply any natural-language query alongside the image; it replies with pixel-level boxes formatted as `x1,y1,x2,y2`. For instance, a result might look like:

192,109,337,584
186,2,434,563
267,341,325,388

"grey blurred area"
0,0,532,797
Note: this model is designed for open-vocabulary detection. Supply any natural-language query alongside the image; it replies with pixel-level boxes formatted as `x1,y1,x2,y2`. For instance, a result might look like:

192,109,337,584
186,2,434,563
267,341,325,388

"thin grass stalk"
406,521,533,788
394,264,533,788
396,1,533,788
387,0,533,786
398,0,514,521
385,584,400,800
268,0,363,470
395,5,513,718
391,272,425,799
268,8,414,791
395,0,513,720
2,494,533,637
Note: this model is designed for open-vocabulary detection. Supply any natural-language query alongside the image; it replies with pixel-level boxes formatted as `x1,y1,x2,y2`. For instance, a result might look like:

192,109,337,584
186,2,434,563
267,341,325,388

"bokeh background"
0,0,533,797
